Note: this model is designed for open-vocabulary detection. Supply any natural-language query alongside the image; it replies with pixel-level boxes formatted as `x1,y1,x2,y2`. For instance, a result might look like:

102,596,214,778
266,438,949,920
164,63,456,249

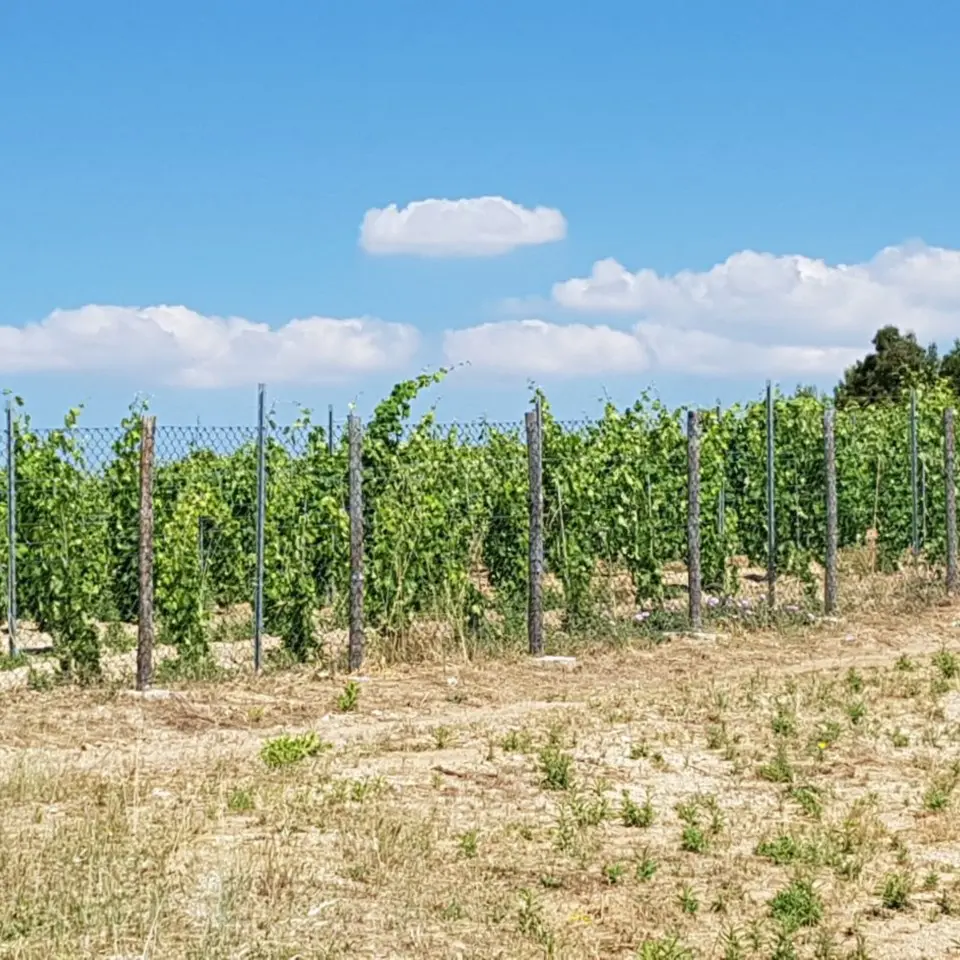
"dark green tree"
837,326,939,406
940,339,960,397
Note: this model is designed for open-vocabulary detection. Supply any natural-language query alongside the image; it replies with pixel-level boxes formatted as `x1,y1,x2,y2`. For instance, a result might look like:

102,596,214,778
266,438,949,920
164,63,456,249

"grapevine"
1,380,956,671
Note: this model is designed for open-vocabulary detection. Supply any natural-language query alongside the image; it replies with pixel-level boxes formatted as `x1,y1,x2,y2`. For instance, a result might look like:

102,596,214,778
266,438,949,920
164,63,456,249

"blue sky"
2,0,960,426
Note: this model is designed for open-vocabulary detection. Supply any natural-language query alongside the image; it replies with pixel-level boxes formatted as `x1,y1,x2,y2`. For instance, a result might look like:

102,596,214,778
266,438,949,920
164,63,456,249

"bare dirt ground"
3,599,960,958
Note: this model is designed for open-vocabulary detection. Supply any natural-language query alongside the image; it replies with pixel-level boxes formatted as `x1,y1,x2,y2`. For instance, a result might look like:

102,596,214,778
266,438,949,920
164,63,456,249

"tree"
940,339,960,397
837,326,940,406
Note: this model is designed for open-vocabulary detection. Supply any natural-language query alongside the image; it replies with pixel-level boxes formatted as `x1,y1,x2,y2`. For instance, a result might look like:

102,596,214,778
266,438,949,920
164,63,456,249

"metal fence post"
254,383,267,673
766,381,776,610
910,389,920,556
716,404,726,541
5,400,16,658
348,413,365,671
824,405,838,614
137,416,156,690
687,410,702,631
946,408,958,595
526,401,544,655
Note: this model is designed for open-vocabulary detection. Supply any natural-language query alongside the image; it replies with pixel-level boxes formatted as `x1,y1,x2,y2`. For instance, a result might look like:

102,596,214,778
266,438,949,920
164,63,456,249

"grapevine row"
0,376,955,677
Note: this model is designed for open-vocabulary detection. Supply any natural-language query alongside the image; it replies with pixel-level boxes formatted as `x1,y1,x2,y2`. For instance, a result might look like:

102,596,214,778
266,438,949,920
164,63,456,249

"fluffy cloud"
443,319,650,376
0,305,418,387
360,196,567,256
552,242,960,342
635,324,860,377
443,319,856,378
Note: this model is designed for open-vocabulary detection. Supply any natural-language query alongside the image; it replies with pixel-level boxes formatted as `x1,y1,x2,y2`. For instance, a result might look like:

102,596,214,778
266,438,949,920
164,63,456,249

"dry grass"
3,582,960,957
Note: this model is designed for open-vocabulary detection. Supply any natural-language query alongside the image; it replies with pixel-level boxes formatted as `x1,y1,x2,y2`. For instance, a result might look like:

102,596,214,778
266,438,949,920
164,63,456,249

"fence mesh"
1,389,957,670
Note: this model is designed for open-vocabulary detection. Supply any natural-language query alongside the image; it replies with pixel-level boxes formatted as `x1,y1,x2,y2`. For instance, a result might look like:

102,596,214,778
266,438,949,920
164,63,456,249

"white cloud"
443,319,858,378
360,196,567,257
0,305,419,388
552,242,960,342
444,319,649,376
635,324,860,377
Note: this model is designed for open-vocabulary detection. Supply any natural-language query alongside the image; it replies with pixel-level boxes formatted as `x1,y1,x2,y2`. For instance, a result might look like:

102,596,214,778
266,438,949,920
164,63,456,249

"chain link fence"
1,387,958,681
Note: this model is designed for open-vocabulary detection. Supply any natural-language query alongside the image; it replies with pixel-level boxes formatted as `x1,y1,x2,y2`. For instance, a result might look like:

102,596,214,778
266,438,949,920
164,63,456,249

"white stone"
123,687,175,701
531,655,578,671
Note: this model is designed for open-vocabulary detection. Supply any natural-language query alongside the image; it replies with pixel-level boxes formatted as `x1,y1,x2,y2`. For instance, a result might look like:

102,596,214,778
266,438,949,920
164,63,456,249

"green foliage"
259,732,329,768
636,936,695,960
337,679,361,712
879,871,913,910
15,404,109,680
769,877,824,932
756,834,803,865
621,790,655,828
5,372,960,676
838,326,940,406
538,745,575,791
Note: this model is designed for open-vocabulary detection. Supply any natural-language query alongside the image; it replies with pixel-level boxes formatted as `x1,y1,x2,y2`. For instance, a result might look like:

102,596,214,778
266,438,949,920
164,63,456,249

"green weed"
260,732,329,768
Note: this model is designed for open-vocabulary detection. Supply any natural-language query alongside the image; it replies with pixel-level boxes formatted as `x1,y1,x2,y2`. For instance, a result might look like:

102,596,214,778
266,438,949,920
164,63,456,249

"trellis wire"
4,384,960,679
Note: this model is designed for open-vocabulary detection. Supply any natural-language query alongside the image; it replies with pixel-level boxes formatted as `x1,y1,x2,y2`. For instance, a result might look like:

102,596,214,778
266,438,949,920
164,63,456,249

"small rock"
123,687,174,701
532,655,578,671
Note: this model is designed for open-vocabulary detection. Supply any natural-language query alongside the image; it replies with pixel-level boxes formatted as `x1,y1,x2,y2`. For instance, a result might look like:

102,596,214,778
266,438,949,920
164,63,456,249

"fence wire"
1,391,958,668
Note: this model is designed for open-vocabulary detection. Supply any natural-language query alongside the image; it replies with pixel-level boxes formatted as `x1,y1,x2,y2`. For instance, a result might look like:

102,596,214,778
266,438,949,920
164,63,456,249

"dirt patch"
2,604,960,957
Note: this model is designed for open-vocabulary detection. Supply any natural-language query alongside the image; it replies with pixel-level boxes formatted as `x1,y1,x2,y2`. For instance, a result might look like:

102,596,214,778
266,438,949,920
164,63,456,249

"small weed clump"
759,743,795,784
260,732,329,768
501,728,533,753
337,679,361,712
789,784,824,820
772,703,797,737
678,884,700,915
458,829,479,859
433,725,455,749
226,787,255,812
603,861,626,885
922,763,959,812
769,877,823,932
621,790,655,828
538,745,575,791
846,699,867,726
933,648,959,680
890,727,910,748
637,935,694,960
756,834,803,866
636,852,659,882
0,652,28,672
677,795,723,854
879,871,913,910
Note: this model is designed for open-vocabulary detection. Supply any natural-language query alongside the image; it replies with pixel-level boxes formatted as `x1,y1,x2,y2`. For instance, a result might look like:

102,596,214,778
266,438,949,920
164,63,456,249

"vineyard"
1,374,958,680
